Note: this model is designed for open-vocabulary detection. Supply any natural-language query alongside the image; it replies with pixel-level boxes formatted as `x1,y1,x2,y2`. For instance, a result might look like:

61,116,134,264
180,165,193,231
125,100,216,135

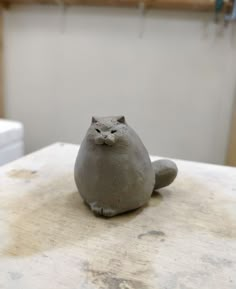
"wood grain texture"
0,0,233,11
0,6,4,118
0,143,235,289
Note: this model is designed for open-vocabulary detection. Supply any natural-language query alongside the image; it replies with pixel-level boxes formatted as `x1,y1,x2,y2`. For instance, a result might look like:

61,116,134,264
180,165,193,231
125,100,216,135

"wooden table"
0,143,235,289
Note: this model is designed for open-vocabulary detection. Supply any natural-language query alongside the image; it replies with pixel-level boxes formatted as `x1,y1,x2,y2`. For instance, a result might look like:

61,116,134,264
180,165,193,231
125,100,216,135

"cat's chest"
83,149,149,188
87,147,130,168
83,146,150,178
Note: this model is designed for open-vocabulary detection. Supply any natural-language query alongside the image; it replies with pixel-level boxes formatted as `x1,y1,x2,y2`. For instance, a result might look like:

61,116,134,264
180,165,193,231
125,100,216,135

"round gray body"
74,116,155,217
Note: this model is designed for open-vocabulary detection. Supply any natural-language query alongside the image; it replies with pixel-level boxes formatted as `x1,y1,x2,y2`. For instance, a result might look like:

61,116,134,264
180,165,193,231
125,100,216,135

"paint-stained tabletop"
0,143,236,289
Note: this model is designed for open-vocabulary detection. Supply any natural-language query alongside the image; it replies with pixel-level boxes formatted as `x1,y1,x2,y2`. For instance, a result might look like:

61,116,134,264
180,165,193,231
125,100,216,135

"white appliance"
0,119,24,166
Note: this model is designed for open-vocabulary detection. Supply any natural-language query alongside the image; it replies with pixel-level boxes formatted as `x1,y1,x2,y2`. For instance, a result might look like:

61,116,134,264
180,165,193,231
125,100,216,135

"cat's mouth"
95,138,115,146
100,142,113,147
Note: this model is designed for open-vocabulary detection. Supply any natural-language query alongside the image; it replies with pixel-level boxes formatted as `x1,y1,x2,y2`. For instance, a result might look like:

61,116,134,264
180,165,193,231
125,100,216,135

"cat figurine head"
86,116,129,147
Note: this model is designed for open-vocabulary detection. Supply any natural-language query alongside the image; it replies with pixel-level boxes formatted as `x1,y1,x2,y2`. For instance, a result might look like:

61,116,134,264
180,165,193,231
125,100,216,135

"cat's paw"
90,203,117,217
102,208,117,217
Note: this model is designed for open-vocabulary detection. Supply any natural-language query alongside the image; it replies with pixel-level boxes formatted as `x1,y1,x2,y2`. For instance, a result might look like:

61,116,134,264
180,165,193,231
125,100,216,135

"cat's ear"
92,116,98,124
117,116,126,124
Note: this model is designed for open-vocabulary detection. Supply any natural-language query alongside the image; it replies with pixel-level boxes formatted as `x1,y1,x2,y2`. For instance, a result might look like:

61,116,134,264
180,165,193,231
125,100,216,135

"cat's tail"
152,159,178,191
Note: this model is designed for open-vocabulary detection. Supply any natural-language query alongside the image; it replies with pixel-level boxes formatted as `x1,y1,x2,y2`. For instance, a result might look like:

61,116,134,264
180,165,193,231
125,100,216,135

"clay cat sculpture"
74,116,177,217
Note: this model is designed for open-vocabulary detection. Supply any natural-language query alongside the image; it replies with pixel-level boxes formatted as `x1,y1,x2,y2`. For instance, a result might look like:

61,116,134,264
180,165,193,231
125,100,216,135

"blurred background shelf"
0,0,233,11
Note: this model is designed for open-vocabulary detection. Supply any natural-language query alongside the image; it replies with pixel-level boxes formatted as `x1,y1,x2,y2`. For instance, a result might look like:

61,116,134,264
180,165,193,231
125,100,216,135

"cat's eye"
95,129,101,133
111,130,117,134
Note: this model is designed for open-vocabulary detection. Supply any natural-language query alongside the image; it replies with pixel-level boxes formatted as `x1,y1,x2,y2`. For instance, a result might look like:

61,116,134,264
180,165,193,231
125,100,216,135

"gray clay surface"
74,116,178,217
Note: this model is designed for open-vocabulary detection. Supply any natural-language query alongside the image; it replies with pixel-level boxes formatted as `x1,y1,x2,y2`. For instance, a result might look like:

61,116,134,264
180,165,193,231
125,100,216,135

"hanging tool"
225,0,236,21
138,1,146,38
56,0,66,33
215,0,224,22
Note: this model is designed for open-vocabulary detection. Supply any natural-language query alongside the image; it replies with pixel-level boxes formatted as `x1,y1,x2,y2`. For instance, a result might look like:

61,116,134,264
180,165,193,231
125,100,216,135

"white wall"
3,5,236,164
